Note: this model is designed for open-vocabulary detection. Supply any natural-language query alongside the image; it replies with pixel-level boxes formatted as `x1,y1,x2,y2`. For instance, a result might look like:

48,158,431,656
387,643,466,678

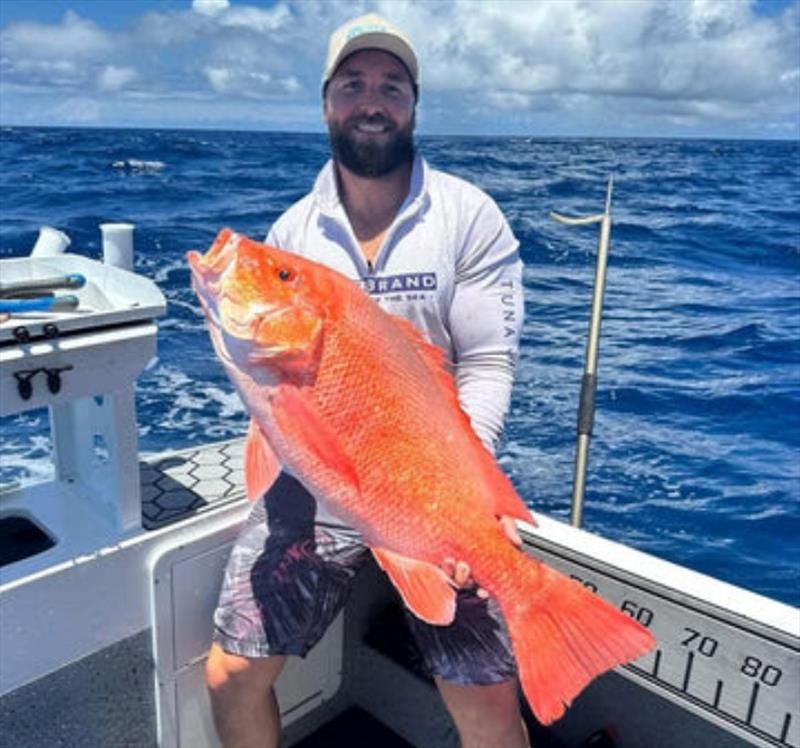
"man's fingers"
437,517,523,600
454,561,471,587
500,516,523,547
442,557,456,578
441,557,475,588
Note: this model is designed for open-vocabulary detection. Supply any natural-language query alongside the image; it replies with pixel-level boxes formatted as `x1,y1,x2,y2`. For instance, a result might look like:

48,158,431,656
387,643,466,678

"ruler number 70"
681,628,783,686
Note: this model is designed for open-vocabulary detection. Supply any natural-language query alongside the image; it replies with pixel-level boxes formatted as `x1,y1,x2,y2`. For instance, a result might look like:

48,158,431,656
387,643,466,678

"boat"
1,217,797,748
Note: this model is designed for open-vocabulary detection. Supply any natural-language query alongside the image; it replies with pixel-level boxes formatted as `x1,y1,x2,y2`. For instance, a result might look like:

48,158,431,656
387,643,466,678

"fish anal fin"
371,546,457,626
271,385,360,493
244,418,281,501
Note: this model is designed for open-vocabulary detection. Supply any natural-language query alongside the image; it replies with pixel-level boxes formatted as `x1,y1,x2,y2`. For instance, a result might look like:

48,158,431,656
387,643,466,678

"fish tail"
501,562,655,725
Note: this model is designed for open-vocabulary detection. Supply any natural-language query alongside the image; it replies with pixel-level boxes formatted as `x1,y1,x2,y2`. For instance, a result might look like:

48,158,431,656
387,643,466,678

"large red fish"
188,228,655,724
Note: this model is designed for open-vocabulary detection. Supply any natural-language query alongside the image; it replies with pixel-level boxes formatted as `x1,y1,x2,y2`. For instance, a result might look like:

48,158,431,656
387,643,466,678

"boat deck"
293,706,416,748
3,438,792,748
140,438,247,529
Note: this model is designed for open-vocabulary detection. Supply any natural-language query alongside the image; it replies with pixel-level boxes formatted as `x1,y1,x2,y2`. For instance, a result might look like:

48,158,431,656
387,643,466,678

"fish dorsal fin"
371,546,457,625
244,418,282,501
389,314,451,377
389,313,472,430
388,313,533,526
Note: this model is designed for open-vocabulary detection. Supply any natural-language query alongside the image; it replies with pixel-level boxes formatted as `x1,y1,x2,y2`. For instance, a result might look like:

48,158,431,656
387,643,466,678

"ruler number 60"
621,600,654,627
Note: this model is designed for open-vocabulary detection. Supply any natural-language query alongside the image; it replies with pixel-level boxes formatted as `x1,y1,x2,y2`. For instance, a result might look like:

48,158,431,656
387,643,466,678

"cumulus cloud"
397,0,797,103
203,65,300,97
0,0,797,137
192,0,230,17
218,3,292,32
0,10,112,60
97,65,138,93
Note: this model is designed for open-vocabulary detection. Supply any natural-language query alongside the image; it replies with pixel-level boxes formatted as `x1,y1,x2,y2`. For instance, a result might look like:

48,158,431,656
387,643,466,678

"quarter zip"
314,154,429,277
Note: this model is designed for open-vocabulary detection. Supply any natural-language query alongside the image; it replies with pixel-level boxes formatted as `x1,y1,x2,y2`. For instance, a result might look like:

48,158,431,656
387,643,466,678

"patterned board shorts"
212,473,517,685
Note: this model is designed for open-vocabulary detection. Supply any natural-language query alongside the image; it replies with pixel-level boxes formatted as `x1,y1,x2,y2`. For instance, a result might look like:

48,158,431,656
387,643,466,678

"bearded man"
205,12,529,748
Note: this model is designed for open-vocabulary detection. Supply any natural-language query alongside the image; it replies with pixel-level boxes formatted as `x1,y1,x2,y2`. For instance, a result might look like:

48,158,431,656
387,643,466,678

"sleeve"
448,196,525,453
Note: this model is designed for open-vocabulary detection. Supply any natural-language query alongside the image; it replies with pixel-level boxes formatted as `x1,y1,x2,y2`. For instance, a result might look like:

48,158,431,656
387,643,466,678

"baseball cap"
322,12,419,88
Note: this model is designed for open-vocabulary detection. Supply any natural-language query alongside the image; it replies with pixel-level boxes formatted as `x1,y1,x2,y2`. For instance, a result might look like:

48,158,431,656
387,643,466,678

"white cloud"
97,65,138,92
0,0,797,137
192,0,230,17
203,64,301,97
219,4,292,33
0,58,83,89
0,10,112,60
204,65,233,93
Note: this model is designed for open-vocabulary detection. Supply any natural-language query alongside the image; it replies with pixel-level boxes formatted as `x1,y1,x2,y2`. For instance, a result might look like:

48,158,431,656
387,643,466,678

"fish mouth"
212,299,295,364
203,309,291,367
187,231,239,280
219,297,288,335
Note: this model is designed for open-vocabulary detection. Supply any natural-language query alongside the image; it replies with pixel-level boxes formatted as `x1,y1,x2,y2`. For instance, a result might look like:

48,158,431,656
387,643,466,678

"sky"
0,0,798,139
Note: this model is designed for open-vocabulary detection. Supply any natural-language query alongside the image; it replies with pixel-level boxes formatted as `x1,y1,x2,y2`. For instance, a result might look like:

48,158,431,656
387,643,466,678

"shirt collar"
314,152,428,220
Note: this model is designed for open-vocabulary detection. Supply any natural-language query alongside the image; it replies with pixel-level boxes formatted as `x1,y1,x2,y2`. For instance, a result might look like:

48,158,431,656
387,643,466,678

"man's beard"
329,113,415,178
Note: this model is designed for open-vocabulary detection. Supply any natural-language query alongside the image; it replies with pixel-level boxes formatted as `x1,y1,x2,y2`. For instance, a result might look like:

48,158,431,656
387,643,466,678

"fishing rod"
550,175,614,528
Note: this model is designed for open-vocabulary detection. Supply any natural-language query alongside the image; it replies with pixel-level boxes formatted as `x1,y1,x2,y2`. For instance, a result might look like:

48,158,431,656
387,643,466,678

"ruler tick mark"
652,649,661,678
681,652,694,693
746,682,759,725
713,680,723,708
780,712,791,743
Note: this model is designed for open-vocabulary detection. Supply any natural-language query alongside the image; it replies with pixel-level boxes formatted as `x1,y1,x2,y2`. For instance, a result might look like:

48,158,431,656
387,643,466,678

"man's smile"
354,122,391,134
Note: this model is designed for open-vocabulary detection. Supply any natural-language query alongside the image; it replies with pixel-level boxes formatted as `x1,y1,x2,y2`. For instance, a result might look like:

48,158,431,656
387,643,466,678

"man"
205,12,528,748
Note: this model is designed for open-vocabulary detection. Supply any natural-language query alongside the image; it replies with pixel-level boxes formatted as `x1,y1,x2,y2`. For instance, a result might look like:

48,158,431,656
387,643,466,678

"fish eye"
278,267,293,281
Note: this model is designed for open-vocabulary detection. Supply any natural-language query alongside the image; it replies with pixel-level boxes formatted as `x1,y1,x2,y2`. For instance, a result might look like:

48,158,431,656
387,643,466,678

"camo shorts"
212,473,517,685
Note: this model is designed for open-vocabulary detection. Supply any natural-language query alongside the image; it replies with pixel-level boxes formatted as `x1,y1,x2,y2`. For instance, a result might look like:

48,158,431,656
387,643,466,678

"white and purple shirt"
266,153,524,451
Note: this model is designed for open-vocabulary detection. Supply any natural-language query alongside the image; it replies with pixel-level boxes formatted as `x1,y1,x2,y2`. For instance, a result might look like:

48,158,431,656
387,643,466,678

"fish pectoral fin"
371,546,457,626
244,417,281,501
271,385,361,493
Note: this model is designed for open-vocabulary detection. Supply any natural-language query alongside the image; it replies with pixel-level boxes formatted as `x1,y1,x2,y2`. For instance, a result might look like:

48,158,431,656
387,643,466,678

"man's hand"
441,515,523,598
498,515,523,548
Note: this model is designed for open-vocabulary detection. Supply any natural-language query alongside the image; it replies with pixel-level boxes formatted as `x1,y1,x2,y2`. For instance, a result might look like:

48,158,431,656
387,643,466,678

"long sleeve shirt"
265,153,524,452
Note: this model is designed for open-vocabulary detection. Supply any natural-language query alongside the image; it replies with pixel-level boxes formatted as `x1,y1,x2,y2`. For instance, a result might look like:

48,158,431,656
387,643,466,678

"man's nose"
356,85,390,110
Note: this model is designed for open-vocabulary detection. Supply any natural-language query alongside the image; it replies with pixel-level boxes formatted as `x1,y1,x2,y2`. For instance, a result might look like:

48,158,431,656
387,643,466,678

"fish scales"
188,229,656,724
305,290,478,553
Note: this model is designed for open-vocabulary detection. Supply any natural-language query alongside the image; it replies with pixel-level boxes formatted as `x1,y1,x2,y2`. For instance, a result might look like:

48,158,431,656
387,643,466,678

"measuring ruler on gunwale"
522,518,800,748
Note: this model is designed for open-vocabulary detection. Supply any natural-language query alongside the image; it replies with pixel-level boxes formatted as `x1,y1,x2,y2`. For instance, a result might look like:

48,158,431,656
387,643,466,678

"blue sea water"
1,126,798,606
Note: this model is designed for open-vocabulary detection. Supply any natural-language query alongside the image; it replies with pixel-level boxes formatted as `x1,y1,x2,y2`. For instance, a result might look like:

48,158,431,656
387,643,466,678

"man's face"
324,49,416,178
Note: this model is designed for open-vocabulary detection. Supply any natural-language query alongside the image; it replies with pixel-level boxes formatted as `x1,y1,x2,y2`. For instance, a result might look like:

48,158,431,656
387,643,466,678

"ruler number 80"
740,656,782,687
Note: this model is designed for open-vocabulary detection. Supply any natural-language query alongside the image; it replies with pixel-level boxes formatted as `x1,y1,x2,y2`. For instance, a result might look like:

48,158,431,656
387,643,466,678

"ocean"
1,126,798,606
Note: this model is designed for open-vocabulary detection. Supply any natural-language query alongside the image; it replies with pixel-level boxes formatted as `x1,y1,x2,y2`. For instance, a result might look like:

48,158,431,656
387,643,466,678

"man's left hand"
441,515,523,598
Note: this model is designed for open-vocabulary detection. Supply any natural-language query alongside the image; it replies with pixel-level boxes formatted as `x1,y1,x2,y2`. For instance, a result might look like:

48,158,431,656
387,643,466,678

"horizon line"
1,122,798,144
